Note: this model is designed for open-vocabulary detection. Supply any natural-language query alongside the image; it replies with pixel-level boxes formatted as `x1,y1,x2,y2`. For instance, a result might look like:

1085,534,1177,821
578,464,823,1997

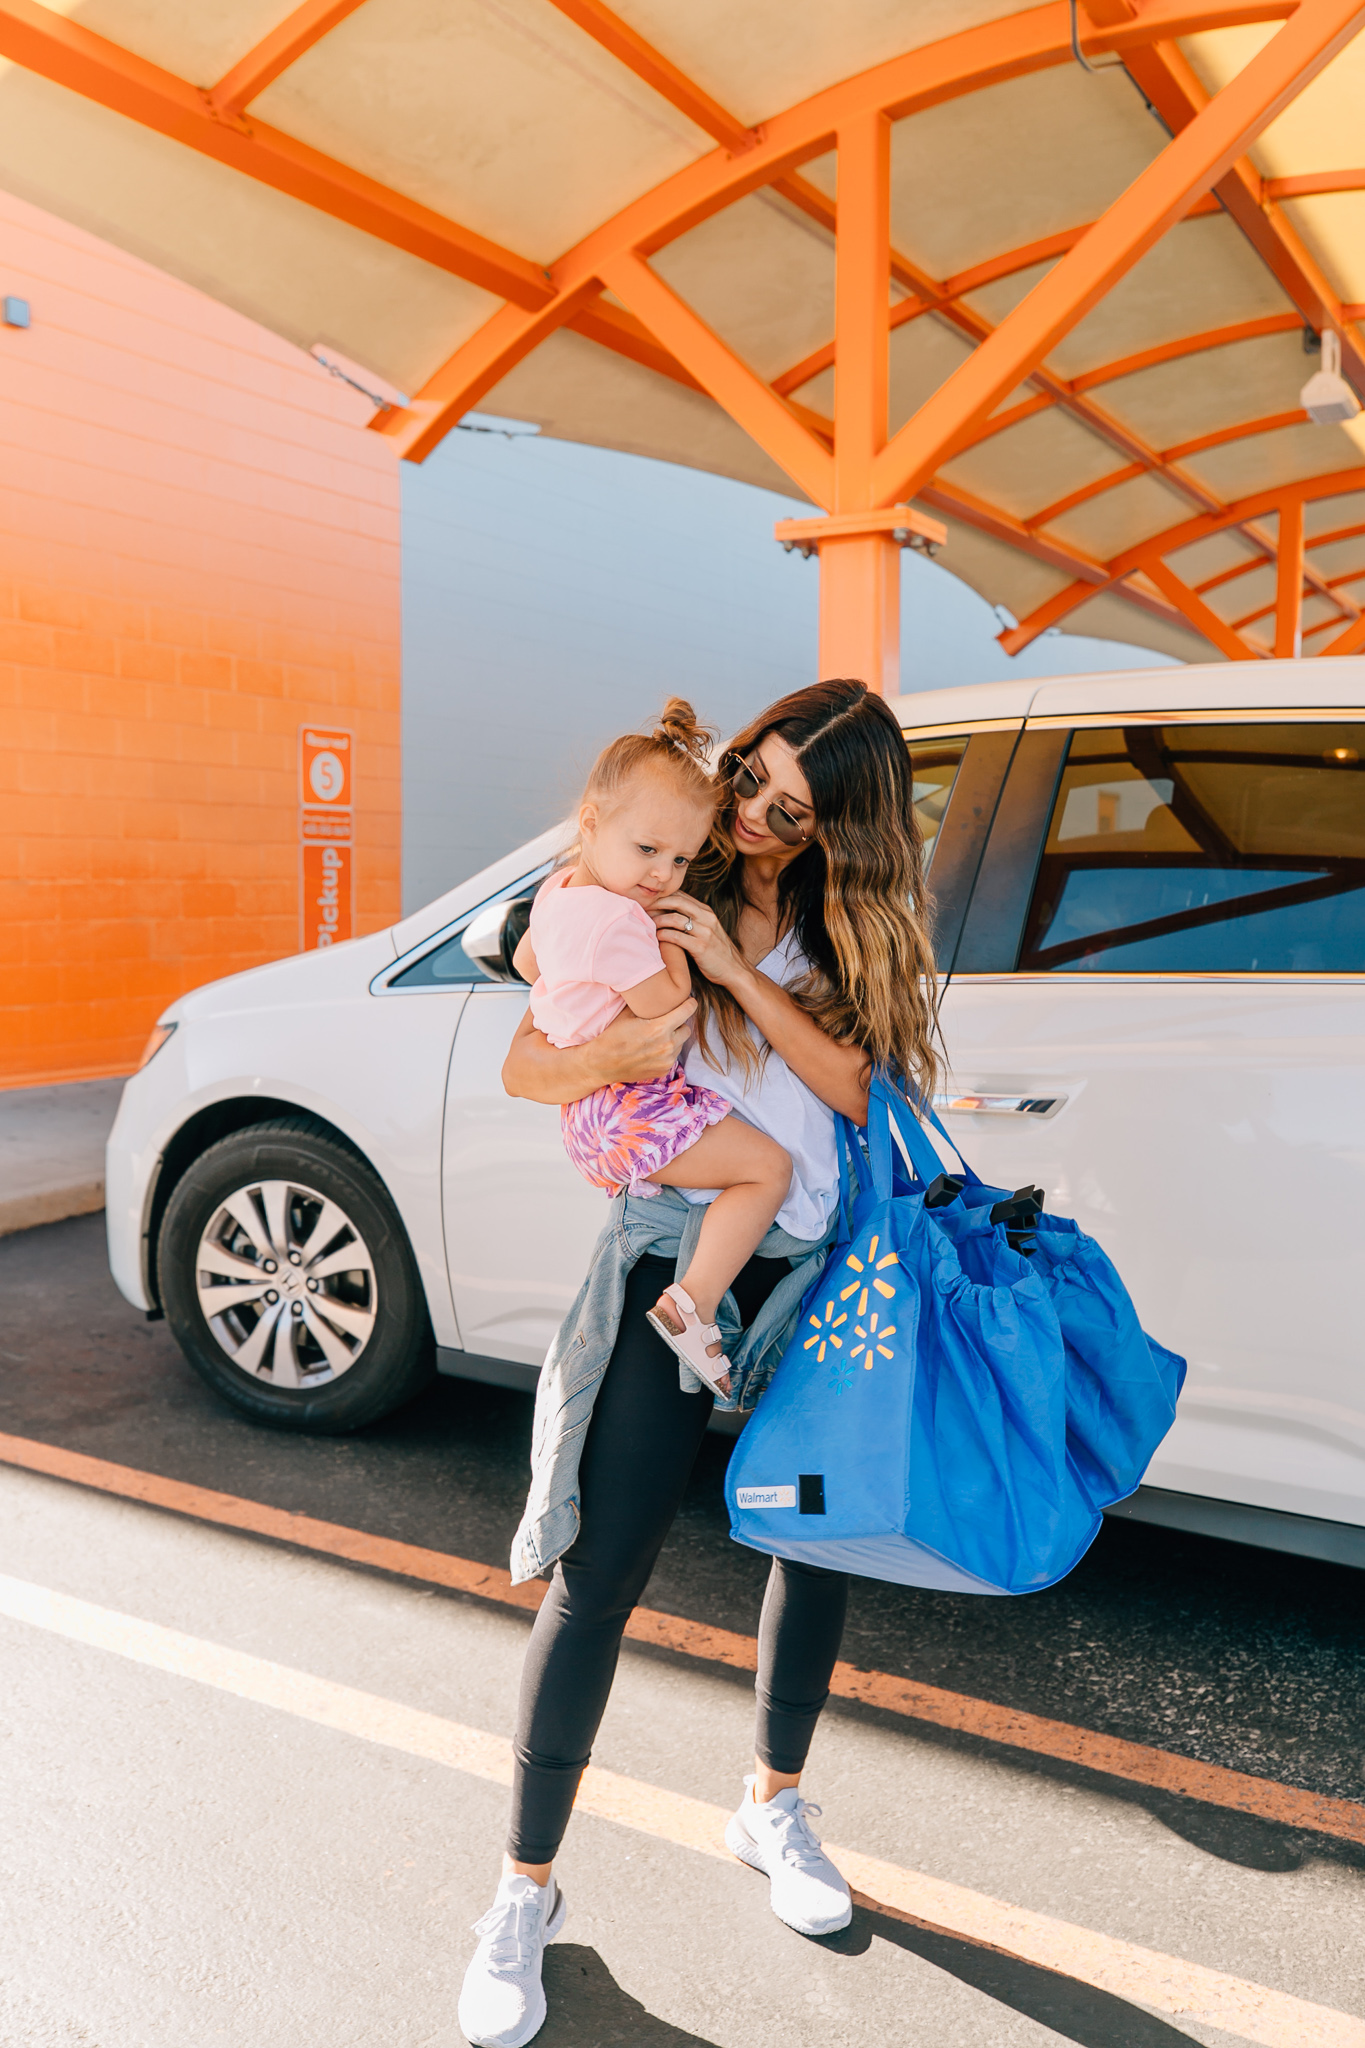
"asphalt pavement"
0,1213,1362,2047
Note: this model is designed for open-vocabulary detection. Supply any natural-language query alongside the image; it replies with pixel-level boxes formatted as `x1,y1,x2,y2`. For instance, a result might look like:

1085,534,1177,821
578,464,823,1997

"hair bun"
655,696,714,764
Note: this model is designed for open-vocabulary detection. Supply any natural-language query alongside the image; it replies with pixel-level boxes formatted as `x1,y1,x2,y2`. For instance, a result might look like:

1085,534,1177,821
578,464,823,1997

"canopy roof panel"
1,0,1364,663
250,0,717,257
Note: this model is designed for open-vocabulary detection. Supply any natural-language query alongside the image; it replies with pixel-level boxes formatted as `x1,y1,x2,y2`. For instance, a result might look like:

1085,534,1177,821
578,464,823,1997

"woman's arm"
725,967,869,1122
501,997,698,1105
650,895,870,1122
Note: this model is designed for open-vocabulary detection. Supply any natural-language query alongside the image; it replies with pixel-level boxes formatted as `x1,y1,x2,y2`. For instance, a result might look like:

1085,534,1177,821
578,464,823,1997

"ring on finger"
683,916,694,933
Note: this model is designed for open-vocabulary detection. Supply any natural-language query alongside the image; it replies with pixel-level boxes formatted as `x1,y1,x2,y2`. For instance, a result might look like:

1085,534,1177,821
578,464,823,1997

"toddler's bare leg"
647,1121,792,1371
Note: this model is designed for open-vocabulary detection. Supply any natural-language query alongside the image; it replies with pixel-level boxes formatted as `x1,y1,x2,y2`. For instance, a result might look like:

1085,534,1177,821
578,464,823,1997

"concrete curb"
0,1184,106,1239
0,1077,125,1241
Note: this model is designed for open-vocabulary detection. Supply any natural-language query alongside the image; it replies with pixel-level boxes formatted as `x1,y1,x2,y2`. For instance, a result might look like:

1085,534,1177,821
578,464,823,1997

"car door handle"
934,1092,1066,1117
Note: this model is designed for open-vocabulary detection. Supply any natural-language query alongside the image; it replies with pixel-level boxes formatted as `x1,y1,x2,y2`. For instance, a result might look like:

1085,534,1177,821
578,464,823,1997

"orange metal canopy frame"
3,0,1365,686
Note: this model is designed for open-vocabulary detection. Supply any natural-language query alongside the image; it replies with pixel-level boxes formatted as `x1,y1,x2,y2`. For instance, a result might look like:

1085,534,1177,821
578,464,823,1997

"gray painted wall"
401,425,1174,914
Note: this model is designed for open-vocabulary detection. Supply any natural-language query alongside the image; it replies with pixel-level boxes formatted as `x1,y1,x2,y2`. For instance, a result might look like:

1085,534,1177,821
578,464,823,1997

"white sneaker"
457,1872,567,2048
725,1778,852,1935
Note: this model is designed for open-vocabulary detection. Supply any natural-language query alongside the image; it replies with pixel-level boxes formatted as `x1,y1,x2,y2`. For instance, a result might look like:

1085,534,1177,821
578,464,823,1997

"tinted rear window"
1019,723,1365,973
906,735,968,868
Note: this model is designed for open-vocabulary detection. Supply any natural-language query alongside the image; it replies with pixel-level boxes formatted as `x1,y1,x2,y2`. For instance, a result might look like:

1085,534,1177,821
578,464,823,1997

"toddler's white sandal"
645,1282,732,1396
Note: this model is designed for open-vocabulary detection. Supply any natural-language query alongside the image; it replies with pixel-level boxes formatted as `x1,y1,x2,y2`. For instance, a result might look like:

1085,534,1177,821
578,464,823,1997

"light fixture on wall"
1301,330,1361,425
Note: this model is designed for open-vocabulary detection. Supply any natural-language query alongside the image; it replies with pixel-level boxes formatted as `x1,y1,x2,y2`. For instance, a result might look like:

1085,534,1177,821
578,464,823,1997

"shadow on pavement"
822,1905,1197,2047
814,1690,1363,1876
539,1946,721,2045
1136,1788,1318,1872
6,1214,1364,1887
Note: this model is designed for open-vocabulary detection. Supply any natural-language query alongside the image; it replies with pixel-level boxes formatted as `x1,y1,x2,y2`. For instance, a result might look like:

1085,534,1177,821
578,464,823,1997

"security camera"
1301,330,1361,425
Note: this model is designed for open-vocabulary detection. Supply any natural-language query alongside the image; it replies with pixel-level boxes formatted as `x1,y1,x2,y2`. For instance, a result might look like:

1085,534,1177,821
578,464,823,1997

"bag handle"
835,1092,919,1209
834,1113,857,1247
868,1072,985,1193
833,1073,984,1220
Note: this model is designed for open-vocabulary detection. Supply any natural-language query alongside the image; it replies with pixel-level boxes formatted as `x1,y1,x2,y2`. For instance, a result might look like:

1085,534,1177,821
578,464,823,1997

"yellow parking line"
1,1570,1360,2048
3,1430,1362,1848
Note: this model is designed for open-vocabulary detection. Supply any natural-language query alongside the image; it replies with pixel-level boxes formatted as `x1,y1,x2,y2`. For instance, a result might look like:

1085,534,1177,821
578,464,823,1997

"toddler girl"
513,701,792,1397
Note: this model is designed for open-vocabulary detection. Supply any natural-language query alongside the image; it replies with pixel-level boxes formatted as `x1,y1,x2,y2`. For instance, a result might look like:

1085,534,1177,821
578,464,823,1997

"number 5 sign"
301,726,351,807
299,726,354,950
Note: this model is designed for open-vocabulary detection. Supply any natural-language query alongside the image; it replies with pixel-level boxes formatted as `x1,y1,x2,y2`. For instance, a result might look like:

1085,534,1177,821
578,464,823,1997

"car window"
390,870,548,987
1019,723,1365,973
391,924,500,987
905,735,969,867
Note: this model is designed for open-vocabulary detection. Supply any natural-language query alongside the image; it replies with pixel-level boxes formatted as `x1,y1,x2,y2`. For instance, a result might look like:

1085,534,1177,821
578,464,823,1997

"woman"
458,679,939,2048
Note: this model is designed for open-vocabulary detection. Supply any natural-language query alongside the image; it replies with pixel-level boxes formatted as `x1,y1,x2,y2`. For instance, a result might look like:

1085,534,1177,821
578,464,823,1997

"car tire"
158,1116,434,1433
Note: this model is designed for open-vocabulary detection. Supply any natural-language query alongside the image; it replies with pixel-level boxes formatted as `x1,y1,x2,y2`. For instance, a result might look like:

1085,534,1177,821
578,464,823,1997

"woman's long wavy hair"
689,679,939,1101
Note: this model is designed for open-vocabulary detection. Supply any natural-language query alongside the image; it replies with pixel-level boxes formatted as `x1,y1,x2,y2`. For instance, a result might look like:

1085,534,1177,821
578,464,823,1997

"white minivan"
107,661,1365,1568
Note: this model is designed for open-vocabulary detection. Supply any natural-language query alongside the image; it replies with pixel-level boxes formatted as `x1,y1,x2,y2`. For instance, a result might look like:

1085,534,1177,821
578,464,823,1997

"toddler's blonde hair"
580,697,718,815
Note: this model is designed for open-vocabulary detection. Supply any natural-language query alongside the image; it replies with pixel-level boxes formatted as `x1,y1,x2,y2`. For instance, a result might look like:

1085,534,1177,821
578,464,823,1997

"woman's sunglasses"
720,751,812,847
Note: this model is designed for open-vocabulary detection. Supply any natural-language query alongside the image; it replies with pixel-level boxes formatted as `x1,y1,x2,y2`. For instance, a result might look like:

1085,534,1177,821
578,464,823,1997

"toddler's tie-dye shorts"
560,1062,731,1197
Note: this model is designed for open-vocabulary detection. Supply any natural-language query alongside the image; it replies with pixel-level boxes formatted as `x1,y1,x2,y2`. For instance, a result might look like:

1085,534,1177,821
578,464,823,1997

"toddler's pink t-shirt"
528,868,666,1048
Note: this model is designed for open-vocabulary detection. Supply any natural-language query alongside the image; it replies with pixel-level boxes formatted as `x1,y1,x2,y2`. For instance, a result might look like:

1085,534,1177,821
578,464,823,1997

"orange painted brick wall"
0,190,402,1088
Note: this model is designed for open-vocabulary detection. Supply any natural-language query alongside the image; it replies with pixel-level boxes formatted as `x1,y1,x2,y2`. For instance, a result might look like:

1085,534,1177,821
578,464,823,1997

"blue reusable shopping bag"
725,1075,1185,1594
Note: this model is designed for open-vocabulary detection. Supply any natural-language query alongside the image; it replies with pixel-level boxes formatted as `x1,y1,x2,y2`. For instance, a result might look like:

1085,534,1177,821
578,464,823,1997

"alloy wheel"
194,1177,377,1387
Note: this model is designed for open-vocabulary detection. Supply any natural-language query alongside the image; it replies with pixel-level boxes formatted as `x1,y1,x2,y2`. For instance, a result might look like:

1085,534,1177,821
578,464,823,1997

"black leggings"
508,1253,849,1865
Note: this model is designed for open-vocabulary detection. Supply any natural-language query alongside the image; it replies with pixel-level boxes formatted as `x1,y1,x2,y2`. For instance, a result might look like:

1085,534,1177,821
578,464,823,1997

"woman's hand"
652,892,870,1122
649,892,750,992
593,999,697,1082
502,998,697,1104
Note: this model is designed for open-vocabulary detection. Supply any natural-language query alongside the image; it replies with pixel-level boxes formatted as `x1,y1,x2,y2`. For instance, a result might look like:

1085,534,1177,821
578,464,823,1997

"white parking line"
1,1569,1359,2048
7,1429,1359,1845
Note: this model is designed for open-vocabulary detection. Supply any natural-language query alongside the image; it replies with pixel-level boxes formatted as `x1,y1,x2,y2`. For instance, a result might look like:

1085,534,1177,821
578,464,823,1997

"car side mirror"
461,893,537,982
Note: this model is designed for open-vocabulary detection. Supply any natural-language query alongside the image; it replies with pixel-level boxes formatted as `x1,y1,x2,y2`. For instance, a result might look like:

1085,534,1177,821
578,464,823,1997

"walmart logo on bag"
735,1478,827,1515
804,1233,900,1388
735,1484,797,1508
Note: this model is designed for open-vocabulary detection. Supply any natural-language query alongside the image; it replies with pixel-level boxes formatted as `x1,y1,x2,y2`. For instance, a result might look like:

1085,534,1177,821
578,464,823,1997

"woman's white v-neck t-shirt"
679,926,840,1243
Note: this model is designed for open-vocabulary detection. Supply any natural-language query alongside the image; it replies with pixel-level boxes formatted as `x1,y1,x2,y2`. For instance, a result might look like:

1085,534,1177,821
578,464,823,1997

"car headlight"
138,1021,178,1070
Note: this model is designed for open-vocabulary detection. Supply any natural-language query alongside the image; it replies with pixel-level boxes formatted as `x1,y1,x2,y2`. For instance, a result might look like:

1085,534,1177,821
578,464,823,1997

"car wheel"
158,1116,434,1432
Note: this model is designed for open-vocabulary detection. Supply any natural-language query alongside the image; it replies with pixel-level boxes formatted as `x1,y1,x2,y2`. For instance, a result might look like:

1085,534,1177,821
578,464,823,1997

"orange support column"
1275,498,1305,656
832,108,890,512
824,107,896,690
776,507,946,690
817,531,902,691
